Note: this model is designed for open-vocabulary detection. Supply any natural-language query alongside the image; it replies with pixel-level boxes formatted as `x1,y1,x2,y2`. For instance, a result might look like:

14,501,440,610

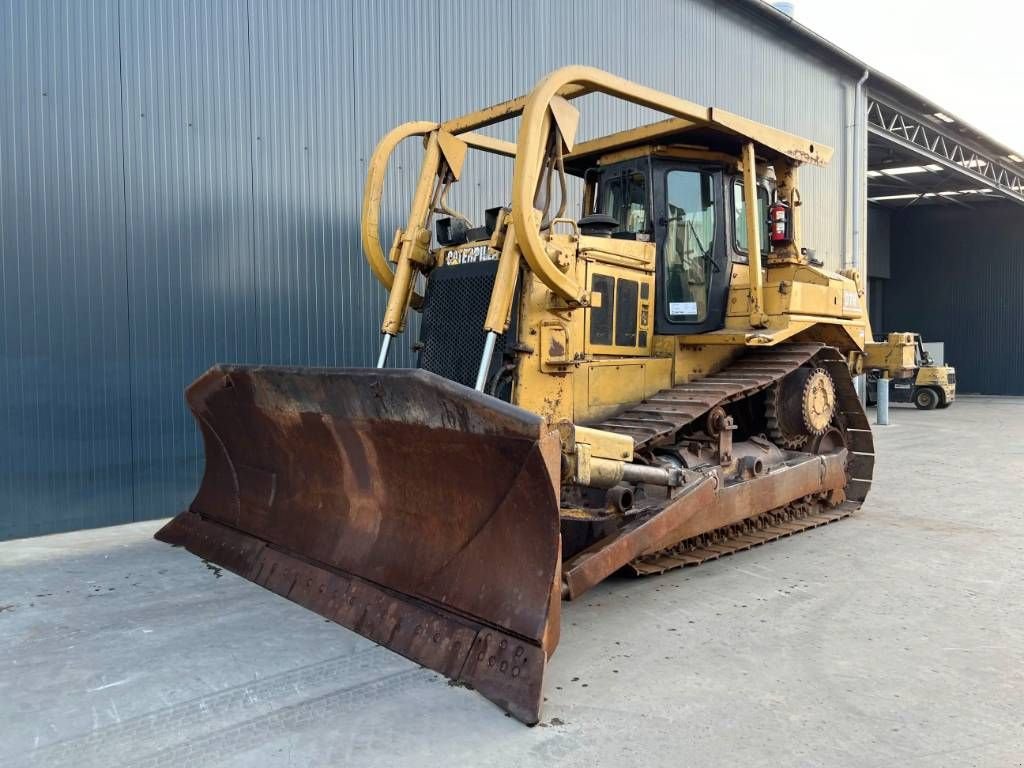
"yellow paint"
482,214,520,333
662,342,744,384
865,333,918,378
572,425,634,461
436,130,468,180
915,366,957,402
582,260,655,358
741,142,767,328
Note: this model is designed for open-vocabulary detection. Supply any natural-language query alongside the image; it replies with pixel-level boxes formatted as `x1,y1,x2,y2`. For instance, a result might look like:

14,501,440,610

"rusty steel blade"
156,365,563,724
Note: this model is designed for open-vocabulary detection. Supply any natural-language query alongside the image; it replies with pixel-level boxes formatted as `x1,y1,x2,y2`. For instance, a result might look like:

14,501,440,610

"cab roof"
441,73,832,172
563,113,832,174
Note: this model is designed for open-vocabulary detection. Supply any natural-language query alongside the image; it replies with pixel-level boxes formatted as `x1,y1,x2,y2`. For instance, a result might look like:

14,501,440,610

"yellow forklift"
865,332,956,410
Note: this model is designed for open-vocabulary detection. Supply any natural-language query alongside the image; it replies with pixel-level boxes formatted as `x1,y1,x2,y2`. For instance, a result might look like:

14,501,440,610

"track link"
631,500,859,575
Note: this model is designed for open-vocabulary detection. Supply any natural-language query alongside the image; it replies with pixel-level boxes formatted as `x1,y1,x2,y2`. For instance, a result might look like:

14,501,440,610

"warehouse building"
2,0,1021,539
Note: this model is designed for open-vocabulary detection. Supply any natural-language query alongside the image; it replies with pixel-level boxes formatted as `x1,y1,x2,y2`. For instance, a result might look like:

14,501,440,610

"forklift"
865,332,956,410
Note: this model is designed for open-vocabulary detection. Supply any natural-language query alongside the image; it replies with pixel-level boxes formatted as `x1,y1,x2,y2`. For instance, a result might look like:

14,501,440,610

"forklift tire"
913,387,940,410
937,400,951,409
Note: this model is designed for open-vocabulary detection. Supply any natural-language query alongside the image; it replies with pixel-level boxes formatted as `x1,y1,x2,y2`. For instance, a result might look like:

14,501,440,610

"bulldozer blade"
156,365,563,724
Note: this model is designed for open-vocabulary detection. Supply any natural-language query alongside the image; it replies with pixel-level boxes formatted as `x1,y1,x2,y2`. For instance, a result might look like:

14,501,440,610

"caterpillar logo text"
445,245,498,266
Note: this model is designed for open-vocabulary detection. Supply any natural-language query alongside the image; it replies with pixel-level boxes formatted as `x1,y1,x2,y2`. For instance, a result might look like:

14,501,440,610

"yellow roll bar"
511,66,714,306
360,66,833,357
361,120,437,292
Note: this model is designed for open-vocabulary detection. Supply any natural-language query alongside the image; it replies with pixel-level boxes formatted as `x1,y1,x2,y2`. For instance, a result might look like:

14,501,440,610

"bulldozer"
865,332,956,410
157,67,875,724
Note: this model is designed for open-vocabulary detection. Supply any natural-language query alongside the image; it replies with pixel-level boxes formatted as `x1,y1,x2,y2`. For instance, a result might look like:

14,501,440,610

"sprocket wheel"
766,366,837,449
802,368,837,435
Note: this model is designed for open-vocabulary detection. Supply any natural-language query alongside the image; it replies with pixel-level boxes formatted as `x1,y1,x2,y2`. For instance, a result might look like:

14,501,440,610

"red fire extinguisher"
769,199,792,245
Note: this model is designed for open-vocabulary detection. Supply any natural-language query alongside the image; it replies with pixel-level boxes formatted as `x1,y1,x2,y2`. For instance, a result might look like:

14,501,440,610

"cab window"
664,169,716,323
599,172,648,234
733,181,769,256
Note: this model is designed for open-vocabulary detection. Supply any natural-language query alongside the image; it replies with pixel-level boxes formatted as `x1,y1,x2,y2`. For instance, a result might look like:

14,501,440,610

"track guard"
156,365,563,724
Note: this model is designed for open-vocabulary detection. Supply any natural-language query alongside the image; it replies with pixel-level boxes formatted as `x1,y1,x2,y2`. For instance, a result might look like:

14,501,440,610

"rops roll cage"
361,65,832,386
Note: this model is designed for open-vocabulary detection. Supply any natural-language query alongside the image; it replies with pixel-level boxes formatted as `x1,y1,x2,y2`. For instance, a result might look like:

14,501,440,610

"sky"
775,0,1024,153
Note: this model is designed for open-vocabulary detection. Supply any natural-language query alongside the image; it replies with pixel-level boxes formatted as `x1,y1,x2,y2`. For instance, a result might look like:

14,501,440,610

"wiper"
685,218,719,275
664,208,718,274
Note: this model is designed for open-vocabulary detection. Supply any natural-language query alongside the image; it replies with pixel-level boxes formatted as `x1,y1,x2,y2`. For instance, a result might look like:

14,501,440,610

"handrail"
361,120,438,291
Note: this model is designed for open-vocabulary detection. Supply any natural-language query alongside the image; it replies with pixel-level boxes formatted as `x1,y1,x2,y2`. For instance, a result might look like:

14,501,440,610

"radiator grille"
416,261,518,399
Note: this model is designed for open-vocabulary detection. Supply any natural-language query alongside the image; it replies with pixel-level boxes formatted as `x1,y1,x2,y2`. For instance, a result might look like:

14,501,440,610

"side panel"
583,261,655,357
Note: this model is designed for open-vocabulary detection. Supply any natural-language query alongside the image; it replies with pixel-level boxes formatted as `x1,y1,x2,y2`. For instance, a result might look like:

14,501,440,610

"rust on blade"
156,365,563,724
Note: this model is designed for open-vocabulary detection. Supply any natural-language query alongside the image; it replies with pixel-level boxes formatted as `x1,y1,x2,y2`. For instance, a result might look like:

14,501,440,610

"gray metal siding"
0,0,133,539
440,0,515,250
347,0,440,368
884,203,1024,396
0,0,855,540
867,205,891,279
249,0,363,368
119,1,258,521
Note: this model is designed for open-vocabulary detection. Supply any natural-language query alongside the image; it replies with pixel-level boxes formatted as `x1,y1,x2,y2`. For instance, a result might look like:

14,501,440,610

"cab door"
653,164,729,335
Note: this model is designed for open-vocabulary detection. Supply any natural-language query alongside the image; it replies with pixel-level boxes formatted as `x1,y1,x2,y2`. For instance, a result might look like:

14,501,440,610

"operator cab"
582,152,771,335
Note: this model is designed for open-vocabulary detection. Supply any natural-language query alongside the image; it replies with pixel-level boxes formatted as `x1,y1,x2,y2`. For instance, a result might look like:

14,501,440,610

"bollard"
854,373,867,405
876,371,890,425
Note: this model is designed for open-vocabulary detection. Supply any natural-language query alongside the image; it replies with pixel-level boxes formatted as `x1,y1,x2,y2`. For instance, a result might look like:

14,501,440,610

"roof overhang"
867,97,1024,208
727,0,1024,199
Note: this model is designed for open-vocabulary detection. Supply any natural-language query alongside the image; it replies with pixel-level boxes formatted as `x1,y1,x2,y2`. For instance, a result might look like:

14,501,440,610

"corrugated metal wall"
119,1,259,521
884,202,1024,396
0,0,856,540
867,205,891,280
0,0,133,538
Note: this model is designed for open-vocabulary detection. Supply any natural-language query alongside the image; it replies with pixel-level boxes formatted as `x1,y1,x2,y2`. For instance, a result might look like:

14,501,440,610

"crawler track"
631,501,858,574
593,343,827,449
597,343,874,575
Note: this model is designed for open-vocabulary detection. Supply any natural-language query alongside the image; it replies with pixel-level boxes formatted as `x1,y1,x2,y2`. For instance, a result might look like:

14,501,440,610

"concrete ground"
2,396,1023,768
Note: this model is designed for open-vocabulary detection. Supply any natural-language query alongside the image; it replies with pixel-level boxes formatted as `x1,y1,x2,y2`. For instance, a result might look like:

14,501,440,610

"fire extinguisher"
769,198,792,245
